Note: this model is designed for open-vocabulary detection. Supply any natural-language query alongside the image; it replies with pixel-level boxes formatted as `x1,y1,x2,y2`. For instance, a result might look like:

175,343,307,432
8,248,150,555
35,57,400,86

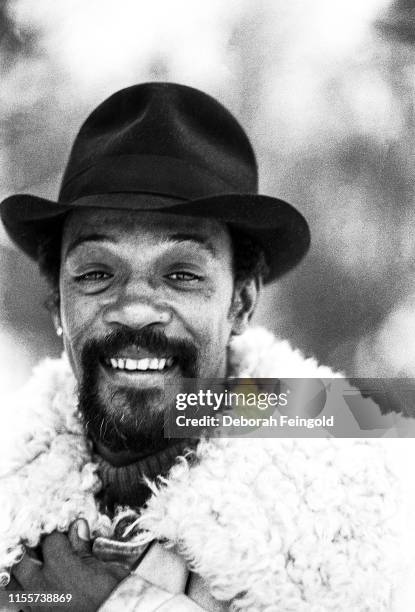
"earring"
56,326,63,337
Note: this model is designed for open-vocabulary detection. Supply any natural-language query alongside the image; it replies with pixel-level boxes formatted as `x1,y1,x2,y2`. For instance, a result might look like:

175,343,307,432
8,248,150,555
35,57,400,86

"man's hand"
11,519,130,612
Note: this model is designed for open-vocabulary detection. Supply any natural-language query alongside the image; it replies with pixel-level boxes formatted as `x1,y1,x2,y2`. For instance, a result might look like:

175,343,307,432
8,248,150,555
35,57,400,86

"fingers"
68,519,92,558
12,521,93,591
41,531,73,566
12,549,42,587
6,574,23,591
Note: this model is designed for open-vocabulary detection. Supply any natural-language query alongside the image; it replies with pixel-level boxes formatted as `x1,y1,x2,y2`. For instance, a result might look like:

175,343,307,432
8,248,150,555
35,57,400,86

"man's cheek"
61,303,97,378
62,330,87,382
198,321,233,375
62,334,79,378
193,344,224,378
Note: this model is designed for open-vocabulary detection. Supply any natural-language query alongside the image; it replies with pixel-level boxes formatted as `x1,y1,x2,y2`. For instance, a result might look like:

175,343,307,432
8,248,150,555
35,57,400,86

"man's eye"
75,271,112,282
167,271,202,282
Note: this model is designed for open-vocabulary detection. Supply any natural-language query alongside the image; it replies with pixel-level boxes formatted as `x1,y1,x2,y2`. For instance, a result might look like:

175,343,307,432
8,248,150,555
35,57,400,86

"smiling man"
0,83,402,611
61,211,234,458
57,207,259,488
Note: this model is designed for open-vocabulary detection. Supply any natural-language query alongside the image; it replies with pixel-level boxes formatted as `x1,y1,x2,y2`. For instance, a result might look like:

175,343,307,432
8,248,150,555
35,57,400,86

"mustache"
81,326,199,377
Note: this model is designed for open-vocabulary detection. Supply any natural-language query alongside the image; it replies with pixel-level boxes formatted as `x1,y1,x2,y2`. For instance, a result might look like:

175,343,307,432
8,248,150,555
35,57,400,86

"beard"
77,326,198,453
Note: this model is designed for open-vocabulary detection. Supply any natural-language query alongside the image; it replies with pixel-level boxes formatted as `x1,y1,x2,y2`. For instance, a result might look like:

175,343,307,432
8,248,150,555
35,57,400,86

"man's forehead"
62,208,230,248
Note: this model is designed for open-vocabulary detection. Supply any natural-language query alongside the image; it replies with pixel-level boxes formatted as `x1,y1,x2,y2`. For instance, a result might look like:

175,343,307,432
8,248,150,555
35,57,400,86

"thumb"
68,519,92,557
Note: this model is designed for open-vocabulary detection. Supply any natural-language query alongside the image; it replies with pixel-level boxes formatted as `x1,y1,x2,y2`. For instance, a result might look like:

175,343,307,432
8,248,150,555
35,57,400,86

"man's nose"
102,296,172,329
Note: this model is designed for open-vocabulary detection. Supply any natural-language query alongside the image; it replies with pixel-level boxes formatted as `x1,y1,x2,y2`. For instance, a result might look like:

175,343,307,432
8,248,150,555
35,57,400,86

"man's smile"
99,343,177,375
104,356,175,372
98,346,181,388
98,358,180,392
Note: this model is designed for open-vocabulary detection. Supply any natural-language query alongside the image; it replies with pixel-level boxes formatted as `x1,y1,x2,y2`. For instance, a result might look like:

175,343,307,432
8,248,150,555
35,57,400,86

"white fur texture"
0,327,408,610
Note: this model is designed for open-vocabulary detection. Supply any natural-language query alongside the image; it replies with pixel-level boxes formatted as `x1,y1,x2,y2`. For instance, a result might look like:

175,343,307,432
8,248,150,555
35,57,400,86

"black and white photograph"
1,1,415,610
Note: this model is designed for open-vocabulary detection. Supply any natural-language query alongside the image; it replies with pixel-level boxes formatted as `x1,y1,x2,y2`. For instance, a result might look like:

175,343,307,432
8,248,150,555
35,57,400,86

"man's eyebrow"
167,233,218,257
65,234,117,256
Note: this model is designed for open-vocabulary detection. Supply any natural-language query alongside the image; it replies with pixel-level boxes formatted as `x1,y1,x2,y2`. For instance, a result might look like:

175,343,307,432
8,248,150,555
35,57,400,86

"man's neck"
94,439,197,512
94,439,172,467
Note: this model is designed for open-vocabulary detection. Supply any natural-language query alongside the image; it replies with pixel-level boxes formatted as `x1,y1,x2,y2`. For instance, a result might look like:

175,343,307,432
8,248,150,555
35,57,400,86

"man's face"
59,208,240,454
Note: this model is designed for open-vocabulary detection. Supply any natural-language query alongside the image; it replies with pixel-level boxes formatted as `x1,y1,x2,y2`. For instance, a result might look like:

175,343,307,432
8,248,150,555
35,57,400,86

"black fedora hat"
0,82,310,282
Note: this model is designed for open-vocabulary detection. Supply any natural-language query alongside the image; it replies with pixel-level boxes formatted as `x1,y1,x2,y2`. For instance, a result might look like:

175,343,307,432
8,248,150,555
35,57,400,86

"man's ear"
230,277,260,336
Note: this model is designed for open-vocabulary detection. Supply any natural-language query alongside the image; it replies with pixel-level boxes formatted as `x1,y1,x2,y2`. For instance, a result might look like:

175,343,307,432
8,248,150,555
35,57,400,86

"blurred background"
1,0,414,392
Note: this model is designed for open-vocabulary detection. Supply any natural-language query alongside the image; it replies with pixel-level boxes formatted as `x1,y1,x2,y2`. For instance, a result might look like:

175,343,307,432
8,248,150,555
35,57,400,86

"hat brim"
0,192,310,282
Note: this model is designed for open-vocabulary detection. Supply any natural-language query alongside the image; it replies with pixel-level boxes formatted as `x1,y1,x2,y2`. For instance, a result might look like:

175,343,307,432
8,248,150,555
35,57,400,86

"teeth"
107,356,174,371
138,358,149,370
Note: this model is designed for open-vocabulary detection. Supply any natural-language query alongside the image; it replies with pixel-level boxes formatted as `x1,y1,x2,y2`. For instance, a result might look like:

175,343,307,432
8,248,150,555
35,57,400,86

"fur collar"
0,327,404,610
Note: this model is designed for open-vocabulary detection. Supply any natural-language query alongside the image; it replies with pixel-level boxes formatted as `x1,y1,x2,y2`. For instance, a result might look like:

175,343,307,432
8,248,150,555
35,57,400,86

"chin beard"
77,327,198,453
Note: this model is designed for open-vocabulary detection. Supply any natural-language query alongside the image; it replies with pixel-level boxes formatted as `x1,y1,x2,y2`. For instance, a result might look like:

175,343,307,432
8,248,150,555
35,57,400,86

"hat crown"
60,83,258,201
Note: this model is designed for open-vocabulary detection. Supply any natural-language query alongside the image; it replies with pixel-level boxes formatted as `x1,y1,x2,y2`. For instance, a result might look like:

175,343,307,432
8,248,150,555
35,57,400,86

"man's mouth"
104,356,175,372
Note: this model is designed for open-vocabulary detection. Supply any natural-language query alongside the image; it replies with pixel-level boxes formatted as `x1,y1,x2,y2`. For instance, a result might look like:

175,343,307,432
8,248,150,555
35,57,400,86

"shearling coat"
1,327,414,611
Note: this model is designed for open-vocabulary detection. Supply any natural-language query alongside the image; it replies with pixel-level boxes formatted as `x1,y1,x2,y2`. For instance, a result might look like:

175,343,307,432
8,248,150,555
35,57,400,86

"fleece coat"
0,327,414,611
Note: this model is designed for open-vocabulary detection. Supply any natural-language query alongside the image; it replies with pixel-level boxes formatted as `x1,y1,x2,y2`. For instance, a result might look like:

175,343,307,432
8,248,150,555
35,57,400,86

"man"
0,83,403,611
